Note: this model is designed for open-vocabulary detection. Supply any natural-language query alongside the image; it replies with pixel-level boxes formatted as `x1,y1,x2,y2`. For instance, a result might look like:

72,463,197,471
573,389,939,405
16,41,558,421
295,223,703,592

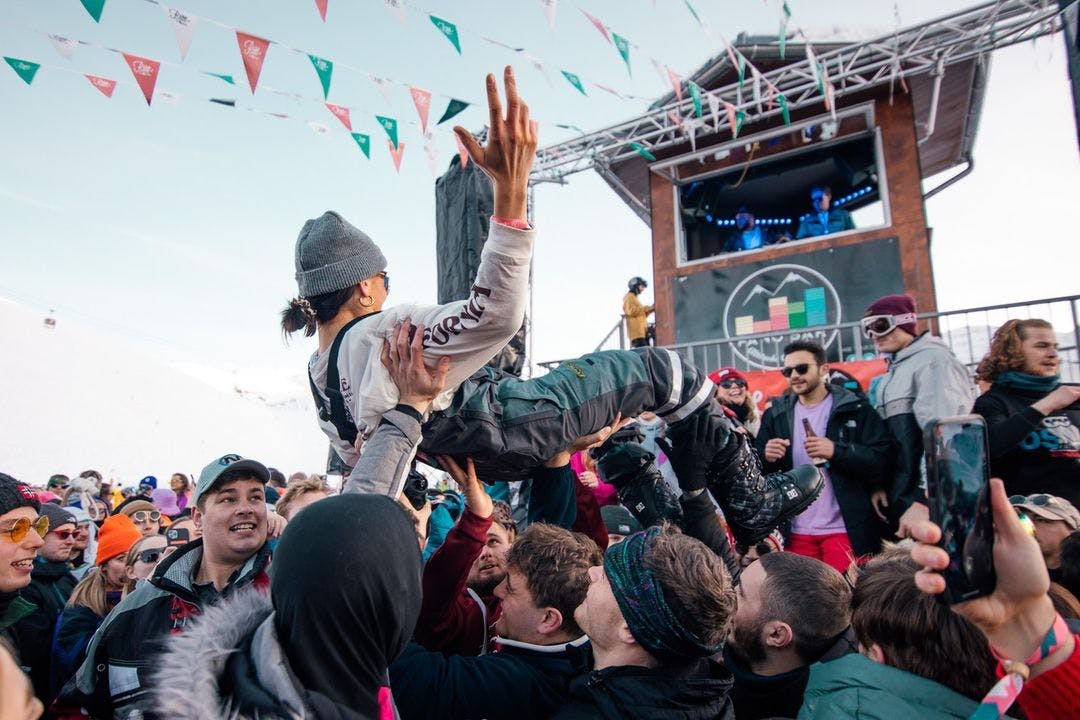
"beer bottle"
802,418,829,467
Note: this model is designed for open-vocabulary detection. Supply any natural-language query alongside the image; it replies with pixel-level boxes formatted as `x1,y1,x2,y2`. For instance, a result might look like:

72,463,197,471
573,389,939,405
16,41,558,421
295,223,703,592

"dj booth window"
668,104,890,264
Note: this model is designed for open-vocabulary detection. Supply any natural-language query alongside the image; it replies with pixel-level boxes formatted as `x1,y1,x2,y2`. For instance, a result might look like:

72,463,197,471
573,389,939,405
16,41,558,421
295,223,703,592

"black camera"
403,463,429,511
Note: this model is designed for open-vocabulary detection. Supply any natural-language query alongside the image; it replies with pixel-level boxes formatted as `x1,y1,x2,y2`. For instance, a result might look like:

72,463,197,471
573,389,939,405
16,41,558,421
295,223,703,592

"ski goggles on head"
860,313,916,339
0,515,50,543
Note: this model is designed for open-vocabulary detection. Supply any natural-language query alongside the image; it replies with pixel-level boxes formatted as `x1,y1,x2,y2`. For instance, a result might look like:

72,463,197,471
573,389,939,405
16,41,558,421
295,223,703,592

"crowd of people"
2,67,1079,719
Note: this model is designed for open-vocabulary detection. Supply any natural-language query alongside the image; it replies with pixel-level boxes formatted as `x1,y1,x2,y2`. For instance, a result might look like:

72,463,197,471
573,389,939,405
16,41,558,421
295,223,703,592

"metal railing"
538,295,1080,382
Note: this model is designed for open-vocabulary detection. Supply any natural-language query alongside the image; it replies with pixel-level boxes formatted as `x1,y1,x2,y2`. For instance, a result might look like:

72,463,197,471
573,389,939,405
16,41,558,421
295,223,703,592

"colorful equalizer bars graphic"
734,287,827,336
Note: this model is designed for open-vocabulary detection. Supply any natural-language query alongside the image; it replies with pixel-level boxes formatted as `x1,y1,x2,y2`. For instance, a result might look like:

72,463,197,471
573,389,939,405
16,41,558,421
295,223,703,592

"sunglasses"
0,516,50,543
51,528,79,540
719,379,747,389
860,313,916,339
780,363,814,378
136,548,164,565
376,271,390,292
130,510,161,523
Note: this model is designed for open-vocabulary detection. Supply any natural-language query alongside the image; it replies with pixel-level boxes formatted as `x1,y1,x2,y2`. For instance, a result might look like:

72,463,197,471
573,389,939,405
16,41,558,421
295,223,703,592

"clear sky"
2,0,1077,392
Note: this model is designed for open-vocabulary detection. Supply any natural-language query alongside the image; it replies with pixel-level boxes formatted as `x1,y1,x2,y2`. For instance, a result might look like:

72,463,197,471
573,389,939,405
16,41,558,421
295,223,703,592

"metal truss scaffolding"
530,0,1073,186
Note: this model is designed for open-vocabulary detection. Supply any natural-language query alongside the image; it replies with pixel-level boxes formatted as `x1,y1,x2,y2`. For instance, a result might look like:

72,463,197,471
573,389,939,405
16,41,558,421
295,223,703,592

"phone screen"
925,415,996,604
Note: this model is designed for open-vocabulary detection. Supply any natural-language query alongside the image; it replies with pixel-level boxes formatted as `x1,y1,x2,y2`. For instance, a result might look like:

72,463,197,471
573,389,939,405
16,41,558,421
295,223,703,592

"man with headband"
558,524,736,718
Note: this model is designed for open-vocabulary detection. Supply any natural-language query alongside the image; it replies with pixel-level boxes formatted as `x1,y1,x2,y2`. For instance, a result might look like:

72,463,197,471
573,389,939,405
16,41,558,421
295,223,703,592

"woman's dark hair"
171,473,189,491
280,286,356,338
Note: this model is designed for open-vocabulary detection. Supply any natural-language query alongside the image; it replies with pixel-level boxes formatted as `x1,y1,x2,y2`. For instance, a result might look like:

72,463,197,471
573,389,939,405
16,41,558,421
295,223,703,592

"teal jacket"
798,653,982,720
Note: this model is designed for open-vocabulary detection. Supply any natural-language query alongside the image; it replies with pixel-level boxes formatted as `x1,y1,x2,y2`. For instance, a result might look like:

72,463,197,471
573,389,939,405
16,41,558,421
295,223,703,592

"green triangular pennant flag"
352,132,371,158
80,0,106,22
738,56,746,89
779,21,787,59
778,94,791,125
629,142,656,161
4,57,40,85
429,15,462,54
561,70,586,96
206,72,235,85
815,64,825,95
376,115,399,148
612,33,631,75
782,1,792,19
683,0,702,26
735,110,746,136
209,98,236,107
688,81,703,118
308,54,333,100
437,98,469,124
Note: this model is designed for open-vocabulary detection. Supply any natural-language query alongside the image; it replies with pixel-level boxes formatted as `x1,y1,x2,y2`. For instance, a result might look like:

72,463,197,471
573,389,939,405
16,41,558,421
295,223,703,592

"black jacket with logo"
755,385,895,556
974,383,1080,507
13,558,77,701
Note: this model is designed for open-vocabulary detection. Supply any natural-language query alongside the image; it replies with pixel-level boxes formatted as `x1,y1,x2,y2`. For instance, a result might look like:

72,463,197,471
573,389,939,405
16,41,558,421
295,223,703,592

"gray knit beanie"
294,211,387,298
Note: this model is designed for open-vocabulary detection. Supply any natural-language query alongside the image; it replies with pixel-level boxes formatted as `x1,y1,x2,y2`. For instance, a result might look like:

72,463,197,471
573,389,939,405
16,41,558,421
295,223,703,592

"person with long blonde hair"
49,514,141,702
974,318,1080,507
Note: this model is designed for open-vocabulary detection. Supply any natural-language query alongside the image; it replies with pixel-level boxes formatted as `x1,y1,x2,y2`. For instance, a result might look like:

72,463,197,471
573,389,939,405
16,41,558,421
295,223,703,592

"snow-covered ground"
0,298,329,487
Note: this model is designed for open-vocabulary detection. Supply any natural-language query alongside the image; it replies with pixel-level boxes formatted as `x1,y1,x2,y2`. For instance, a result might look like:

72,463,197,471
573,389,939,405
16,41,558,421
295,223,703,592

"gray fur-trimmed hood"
152,588,307,720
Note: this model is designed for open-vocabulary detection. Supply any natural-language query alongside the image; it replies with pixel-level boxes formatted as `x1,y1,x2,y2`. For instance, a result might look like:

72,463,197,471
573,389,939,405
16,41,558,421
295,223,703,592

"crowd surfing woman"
153,493,421,719
974,319,1080,507
50,514,142,704
283,66,821,547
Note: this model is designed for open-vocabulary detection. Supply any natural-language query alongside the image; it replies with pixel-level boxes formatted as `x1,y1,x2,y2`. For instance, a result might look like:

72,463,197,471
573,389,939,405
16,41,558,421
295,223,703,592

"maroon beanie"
865,294,918,336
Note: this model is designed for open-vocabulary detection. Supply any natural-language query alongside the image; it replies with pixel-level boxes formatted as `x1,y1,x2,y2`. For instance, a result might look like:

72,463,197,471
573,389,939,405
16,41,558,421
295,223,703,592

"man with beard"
412,453,520,656
723,552,856,719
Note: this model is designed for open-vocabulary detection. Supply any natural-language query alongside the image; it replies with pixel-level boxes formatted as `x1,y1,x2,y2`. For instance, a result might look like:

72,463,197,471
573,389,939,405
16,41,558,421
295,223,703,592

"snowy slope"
0,298,329,485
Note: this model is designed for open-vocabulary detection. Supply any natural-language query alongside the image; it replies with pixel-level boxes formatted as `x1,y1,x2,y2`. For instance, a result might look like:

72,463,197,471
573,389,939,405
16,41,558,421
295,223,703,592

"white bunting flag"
307,121,331,135
540,0,557,30
162,6,198,61
48,35,78,60
384,0,407,24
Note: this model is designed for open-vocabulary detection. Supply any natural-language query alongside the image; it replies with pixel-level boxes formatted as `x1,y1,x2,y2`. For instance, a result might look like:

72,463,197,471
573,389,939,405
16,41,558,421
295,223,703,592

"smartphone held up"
924,415,996,604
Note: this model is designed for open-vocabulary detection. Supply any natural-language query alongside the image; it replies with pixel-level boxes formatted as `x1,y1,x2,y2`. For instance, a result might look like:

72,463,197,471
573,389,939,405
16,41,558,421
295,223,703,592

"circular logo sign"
722,263,842,369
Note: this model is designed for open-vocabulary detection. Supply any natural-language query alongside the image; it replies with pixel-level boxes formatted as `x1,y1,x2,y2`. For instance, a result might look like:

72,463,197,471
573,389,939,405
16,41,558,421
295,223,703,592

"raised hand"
453,66,538,222
381,319,450,414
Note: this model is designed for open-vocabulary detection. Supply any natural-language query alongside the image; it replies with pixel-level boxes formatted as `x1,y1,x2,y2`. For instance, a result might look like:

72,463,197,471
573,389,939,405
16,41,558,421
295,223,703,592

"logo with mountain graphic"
722,264,842,368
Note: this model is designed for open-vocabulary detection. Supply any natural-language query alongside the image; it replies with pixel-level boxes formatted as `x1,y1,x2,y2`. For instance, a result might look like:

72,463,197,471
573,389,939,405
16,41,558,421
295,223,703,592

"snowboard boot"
664,399,823,546
595,442,683,529
705,431,823,546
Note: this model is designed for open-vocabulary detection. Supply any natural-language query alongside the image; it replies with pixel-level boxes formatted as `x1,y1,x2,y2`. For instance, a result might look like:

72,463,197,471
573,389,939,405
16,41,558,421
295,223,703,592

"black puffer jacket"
756,386,895,556
552,657,735,720
13,558,77,700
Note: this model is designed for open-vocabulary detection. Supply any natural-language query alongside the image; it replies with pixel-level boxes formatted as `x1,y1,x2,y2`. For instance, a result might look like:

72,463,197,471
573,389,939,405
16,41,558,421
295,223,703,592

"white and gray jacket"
309,223,533,490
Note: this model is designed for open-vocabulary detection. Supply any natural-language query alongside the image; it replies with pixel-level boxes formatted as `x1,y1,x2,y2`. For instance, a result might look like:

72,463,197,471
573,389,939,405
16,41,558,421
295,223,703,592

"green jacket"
798,653,981,720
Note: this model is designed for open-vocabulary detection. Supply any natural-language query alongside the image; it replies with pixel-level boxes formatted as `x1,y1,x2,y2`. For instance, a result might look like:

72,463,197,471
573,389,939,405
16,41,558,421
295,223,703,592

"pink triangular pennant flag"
162,6,197,61
325,102,352,131
235,31,270,93
410,86,432,134
453,131,470,169
85,74,116,98
314,0,328,21
122,53,161,106
666,110,684,129
723,101,739,138
592,82,622,98
667,67,683,102
49,35,78,60
388,140,405,172
581,10,610,43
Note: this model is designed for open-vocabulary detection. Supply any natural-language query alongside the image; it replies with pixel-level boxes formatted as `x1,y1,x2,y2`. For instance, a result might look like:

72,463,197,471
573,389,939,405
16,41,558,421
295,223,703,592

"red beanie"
864,293,918,336
96,514,142,565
